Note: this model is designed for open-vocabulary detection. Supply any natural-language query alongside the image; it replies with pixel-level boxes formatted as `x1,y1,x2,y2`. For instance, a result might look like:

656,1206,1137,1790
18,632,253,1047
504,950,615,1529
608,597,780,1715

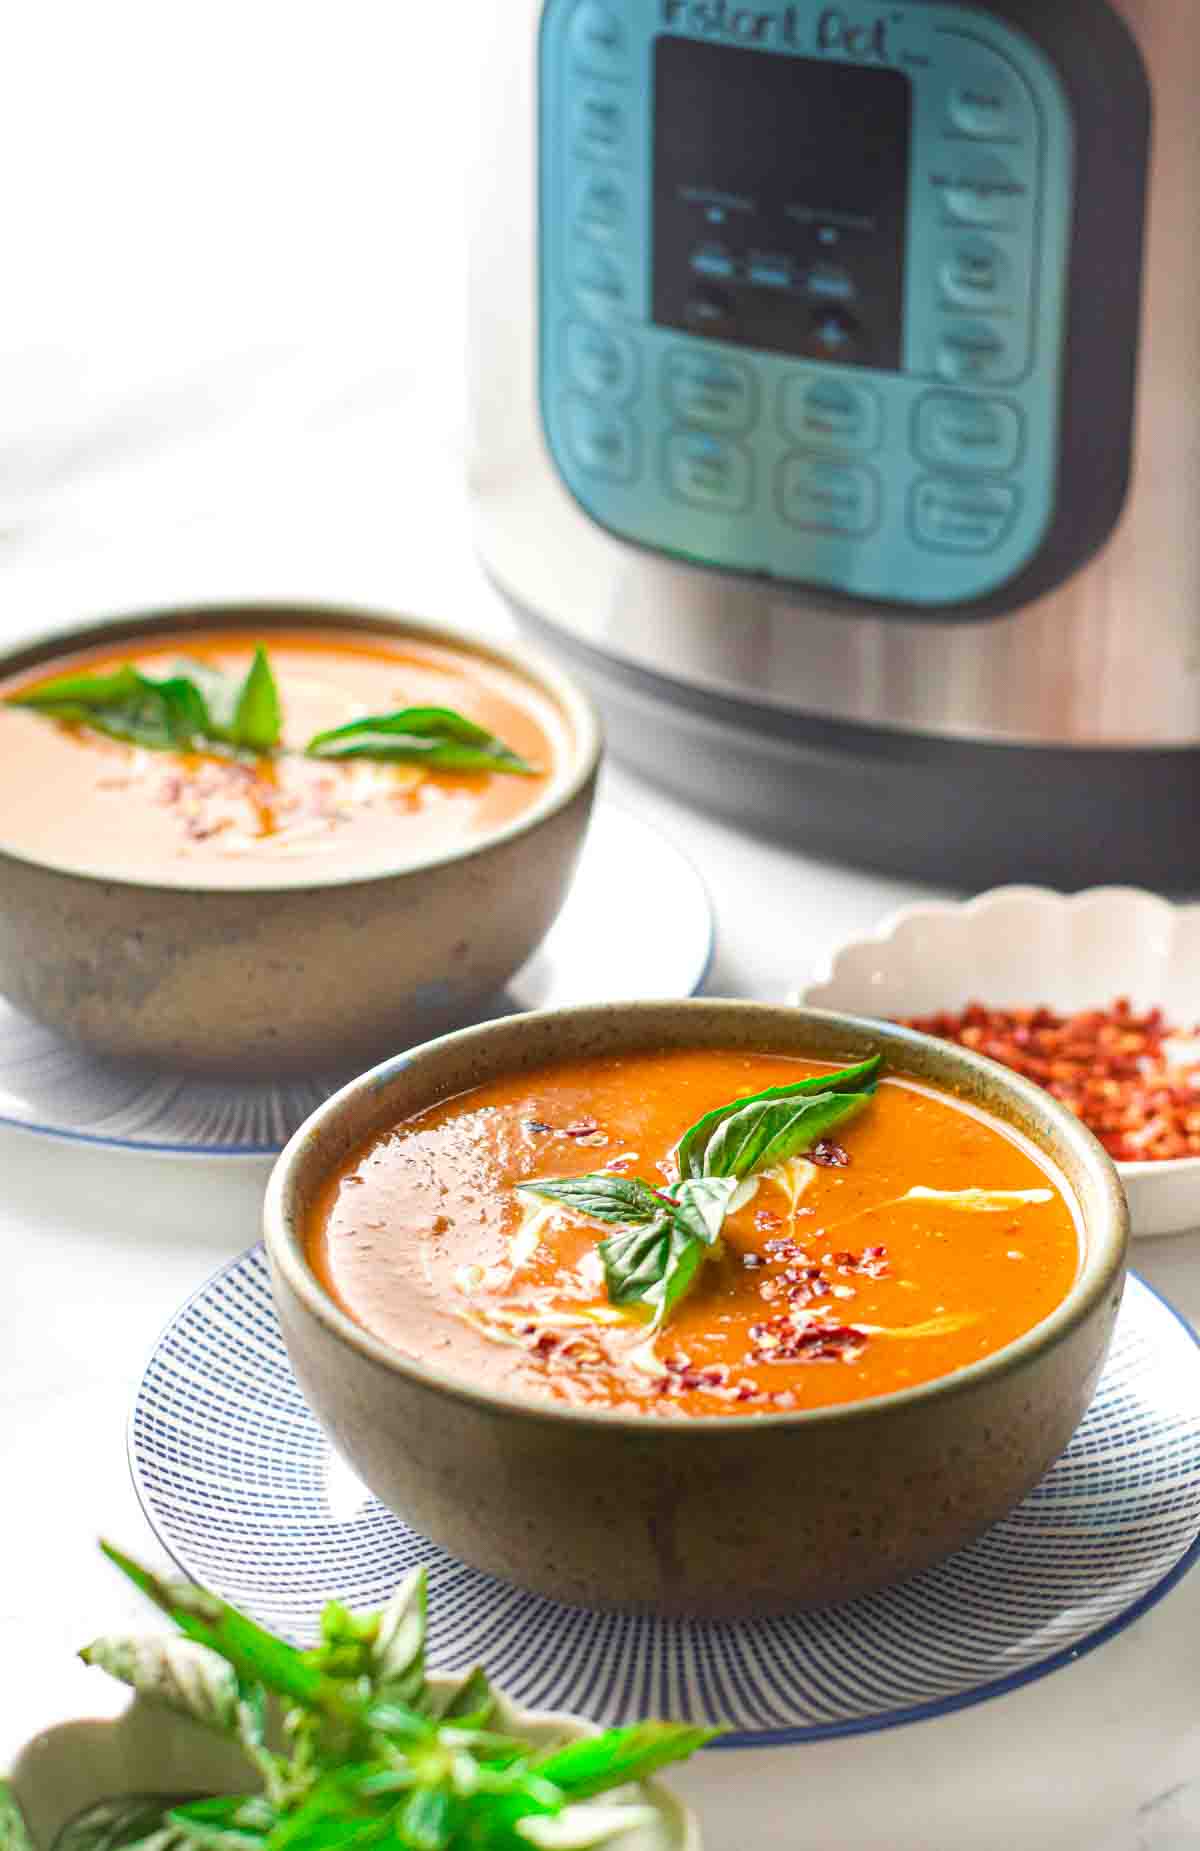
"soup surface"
307,1049,1082,1418
0,629,562,885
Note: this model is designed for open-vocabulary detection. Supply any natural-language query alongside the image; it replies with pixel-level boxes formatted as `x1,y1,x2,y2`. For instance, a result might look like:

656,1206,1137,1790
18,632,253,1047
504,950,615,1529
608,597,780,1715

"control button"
690,243,736,280
780,375,881,453
664,430,752,511
747,255,793,289
663,350,755,434
685,286,736,332
936,320,1019,384
563,395,637,481
778,455,879,535
940,237,1010,310
565,321,637,402
806,264,856,304
932,155,1028,227
805,308,860,361
573,170,628,240
914,394,1022,472
911,477,1017,551
572,85,628,160
568,2,628,77
572,244,630,315
948,72,1023,140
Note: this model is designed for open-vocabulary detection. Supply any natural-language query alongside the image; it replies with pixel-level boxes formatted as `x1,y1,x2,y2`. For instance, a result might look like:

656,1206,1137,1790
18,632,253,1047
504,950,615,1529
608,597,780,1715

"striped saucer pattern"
130,1251,1200,1747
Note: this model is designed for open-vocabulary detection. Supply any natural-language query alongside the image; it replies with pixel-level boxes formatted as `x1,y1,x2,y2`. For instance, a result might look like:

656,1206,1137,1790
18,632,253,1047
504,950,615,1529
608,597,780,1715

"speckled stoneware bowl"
264,1001,1129,1619
4,1683,699,1851
0,604,600,1073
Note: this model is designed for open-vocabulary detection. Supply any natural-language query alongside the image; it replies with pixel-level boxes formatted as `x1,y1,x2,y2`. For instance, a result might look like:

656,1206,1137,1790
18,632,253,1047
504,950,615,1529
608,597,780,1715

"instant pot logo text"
659,1,892,59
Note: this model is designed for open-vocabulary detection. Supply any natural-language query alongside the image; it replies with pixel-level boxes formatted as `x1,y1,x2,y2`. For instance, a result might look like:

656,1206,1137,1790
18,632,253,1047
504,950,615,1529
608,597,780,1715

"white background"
2,6,1200,1847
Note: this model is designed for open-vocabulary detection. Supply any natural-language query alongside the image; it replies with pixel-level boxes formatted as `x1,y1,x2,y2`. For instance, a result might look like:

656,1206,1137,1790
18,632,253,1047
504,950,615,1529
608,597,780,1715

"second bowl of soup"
0,604,599,1071
265,1001,1128,1617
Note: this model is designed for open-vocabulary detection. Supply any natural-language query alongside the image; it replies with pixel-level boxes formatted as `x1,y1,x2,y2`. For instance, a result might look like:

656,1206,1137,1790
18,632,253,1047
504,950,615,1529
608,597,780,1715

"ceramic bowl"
0,604,601,1073
798,886,1200,1240
264,999,1129,1619
4,1682,698,1851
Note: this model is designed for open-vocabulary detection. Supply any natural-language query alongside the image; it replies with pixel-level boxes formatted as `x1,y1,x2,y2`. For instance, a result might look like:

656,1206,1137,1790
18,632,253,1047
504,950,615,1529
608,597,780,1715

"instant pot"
468,0,1198,886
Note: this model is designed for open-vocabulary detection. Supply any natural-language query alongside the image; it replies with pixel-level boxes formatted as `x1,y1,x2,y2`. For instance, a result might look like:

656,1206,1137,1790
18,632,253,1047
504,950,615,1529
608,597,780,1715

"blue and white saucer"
129,1256,1200,1748
0,803,712,1157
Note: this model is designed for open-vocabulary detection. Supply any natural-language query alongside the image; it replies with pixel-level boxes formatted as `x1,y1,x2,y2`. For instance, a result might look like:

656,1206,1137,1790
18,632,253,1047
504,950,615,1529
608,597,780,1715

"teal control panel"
538,1,1076,608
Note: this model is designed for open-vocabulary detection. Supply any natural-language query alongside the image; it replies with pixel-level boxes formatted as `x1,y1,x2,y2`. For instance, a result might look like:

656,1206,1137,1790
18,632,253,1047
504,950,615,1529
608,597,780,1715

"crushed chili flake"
754,1207,783,1232
811,1139,850,1167
898,998,1200,1163
750,1316,867,1365
563,1117,600,1138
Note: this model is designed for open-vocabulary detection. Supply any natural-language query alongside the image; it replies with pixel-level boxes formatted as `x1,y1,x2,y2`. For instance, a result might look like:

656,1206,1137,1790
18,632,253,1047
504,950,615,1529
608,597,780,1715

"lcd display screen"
652,37,912,369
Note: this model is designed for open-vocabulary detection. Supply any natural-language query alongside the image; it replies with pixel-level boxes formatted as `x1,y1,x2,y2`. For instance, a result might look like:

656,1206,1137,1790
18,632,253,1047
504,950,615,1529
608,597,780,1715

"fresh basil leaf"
394,1788,454,1851
517,1175,663,1226
99,1543,327,1710
304,707,535,775
703,1086,875,1180
51,1799,196,1851
166,1798,272,1851
230,649,282,753
7,650,282,756
0,1785,34,1851
7,666,213,752
369,1569,427,1709
598,1212,712,1328
666,1175,740,1245
532,1722,716,1802
79,1636,247,1737
675,1055,881,1180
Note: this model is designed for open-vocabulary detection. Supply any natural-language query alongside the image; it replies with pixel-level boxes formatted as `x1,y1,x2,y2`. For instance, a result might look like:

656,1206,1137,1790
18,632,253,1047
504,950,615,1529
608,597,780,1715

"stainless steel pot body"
470,3,1200,758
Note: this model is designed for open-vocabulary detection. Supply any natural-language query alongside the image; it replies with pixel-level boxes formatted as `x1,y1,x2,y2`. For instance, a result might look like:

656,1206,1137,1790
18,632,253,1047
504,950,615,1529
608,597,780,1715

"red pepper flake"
811,1139,850,1167
897,997,1200,1163
823,1245,890,1280
755,1207,783,1232
749,1315,867,1365
564,1117,600,1138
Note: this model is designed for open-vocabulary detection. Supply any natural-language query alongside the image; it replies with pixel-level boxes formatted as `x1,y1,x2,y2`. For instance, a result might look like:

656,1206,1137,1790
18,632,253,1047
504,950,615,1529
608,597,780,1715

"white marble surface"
2,5,1200,1846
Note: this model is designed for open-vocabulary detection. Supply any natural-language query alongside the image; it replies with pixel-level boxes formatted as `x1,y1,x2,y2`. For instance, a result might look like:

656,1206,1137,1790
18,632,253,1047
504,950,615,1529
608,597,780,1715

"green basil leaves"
304,707,536,774
675,1055,881,1180
7,650,283,756
518,1057,882,1331
7,651,537,775
70,1544,713,1851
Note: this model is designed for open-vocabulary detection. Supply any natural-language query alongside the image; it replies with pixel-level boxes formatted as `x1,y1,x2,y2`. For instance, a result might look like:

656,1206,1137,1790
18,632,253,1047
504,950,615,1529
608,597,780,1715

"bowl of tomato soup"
264,1001,1128,1617
0,604,599,1071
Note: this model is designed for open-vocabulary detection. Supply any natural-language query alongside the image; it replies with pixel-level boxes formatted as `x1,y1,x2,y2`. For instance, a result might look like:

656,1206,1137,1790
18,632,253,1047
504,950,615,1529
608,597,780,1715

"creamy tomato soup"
307,1049,1082,1418
0,630,561,886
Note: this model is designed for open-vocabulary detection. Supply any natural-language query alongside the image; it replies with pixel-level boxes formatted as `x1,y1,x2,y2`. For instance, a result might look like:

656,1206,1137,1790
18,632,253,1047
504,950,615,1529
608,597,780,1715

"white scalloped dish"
798,886,1200,1241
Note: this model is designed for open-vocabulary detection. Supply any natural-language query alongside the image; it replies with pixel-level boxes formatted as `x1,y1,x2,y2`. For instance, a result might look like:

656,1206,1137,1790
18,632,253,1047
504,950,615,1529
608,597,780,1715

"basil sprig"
675,1054,881,1180
6,648,282,755
6,652,536,776
519,1057,881,1330
304,707,536,774
63,1543,713,1851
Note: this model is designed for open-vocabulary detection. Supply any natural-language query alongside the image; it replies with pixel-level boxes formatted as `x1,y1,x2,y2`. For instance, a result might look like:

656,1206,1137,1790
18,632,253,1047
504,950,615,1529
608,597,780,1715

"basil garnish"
7,653,536,777
519,1057,882,1331
80,1543,713,1851
675,1054,881,1180
304,707,536,774
518,1174,664,1225
7,648,283,756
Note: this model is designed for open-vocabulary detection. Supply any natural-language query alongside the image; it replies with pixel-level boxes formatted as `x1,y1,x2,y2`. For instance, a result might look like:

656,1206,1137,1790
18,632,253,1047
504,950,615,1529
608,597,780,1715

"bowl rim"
263,998,1130,1437
0,600,602,895
800,882,1200,1183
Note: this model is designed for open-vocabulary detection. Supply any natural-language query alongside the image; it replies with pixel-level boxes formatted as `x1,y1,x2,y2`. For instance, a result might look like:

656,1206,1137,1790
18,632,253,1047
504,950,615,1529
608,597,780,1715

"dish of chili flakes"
897,999,1200,1164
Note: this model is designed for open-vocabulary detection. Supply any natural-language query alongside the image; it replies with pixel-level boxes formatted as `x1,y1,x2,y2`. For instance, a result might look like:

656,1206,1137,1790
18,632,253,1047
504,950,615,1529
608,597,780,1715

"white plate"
797,885,1200,1239
130,1249,1200,1749
0,802,712,1157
